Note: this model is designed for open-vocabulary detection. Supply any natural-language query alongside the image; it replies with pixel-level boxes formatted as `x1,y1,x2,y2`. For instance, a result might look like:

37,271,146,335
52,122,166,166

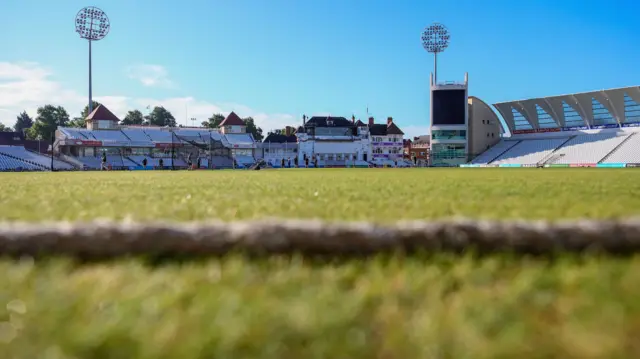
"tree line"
0,101,264,141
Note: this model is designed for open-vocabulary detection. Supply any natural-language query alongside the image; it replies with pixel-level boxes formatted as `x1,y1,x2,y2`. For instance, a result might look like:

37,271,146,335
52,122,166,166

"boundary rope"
1,218,640,259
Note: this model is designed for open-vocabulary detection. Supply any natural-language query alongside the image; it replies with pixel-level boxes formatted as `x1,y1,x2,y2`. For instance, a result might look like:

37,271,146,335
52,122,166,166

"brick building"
403,135,430,166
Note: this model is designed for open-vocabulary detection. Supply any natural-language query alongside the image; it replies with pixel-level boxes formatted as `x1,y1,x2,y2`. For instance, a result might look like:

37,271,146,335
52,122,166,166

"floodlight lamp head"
75,6,110,41
421,23,450,54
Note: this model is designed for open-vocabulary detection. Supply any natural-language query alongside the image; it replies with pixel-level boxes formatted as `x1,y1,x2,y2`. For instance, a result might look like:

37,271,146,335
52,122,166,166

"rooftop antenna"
75,6,110,115
421,23,450,85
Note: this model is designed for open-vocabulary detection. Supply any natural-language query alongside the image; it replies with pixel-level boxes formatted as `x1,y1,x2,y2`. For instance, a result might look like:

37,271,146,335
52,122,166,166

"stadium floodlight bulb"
75,6,110,115
421,23,450,84
75,6,110,41
421,23,449,53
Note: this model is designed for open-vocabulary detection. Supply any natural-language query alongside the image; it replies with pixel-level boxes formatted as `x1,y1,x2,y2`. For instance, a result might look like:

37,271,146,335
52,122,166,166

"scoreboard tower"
429,72,469,166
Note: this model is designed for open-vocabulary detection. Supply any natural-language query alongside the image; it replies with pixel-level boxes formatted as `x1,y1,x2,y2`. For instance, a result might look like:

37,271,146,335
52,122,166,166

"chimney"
352,115,355,124
285,126,292,136
302,114,306,126
387,117,393,125
368,116,374,126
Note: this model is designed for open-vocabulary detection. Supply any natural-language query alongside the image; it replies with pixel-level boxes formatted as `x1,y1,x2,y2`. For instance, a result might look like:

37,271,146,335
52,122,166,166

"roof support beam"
493,103,515,133
593,91,622,126
569,94,592,128
538,99,563,127
626,87,640,105
520,100,541,129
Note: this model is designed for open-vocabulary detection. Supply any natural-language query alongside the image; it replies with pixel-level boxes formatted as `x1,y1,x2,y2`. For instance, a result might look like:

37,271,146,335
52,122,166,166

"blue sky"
1,0,639,137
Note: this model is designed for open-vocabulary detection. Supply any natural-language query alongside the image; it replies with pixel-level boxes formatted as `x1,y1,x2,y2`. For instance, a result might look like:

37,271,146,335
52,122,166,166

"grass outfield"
1,168,640,222
2,168,640,358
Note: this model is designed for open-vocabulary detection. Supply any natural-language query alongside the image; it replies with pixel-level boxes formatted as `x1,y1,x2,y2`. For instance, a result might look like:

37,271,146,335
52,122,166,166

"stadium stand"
121,128,153,143
0,152,41,171
77,157,103,169
58,128,90,140
211,156,234,169
143,128,176,143
601,133,640,163
88,130,130,142
492,138,569,166
549,133,630,165
466,86,640,167
0,146,74,170
470,140,520,164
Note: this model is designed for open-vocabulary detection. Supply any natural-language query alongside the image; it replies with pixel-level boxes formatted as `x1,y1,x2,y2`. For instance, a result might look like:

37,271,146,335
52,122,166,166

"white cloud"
0,61,422,138
125,64,174,88
0,62,297,133
0,62,86,126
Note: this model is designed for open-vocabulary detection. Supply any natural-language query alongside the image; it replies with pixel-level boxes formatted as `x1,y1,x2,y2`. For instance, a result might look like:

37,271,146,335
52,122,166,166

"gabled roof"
86,104,120,123
355,119,367,127
368,124,388,136
305,116,353,127
263,133,297,143
368,121,404,136
387,122,404,135
219,111,245,127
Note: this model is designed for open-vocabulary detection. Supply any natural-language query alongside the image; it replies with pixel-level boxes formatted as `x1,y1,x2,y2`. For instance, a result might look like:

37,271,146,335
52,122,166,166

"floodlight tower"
75,6,110,115
421,23,450,85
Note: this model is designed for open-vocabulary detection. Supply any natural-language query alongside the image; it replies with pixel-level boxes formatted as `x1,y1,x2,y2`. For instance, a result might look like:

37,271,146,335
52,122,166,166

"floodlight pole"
76,7,110,117
433,52,437,85
421,23,450,86
88,40,93,114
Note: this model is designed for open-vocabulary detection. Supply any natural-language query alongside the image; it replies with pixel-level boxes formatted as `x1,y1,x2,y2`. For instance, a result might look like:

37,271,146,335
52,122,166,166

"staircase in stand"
249,158,266,170
598,133,636,163
126,156,142,166
486,140,522,164
537,135,576,166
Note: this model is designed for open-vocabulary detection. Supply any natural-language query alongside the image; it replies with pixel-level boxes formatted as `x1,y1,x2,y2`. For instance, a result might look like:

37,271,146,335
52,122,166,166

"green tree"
121,110,145,125
27,105,70,140
0,123,13,132
70,101,102,128
13,111,33,134
243,117,263,141
201,113,225,128
145,106,176,127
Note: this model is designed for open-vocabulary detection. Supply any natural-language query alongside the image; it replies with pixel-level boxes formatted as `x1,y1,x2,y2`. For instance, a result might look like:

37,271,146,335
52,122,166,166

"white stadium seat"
601,133,640,163
471,140,519,164
493,138,568,165
551,133,629,164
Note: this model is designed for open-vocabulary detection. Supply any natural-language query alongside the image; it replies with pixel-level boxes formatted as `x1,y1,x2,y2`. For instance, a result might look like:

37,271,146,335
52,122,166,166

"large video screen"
432,89,466,125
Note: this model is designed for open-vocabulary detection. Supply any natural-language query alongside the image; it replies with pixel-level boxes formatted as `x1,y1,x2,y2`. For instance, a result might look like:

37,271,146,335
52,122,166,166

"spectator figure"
159,158,164,169
288,158,291,168
101,152,107,171
281,158,285,168
187,153,193,170
142,157,148,169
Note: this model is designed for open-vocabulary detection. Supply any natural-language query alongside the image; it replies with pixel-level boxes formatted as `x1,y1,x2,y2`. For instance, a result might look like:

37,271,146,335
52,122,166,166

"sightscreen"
432,89,466,125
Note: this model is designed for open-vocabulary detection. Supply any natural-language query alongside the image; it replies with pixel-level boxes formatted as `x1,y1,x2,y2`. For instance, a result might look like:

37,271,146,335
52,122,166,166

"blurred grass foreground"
1,168,640,358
